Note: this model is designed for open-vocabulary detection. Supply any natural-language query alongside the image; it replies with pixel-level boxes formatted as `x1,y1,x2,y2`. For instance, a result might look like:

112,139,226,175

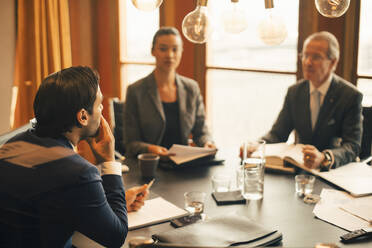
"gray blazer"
262,74,363,168
123,72,212,157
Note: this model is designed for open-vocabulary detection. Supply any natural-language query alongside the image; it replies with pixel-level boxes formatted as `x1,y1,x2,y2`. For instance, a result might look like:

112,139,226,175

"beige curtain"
12,0,72,128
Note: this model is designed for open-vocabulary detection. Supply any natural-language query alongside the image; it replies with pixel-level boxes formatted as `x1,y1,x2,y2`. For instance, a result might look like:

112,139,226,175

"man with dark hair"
0,66,148,248
262,31,363,170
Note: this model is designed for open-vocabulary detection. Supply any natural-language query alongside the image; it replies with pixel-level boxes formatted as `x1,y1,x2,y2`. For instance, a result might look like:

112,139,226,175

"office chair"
360,106,372,163
108,97,129,172
0,122,32,145
108,97,126,156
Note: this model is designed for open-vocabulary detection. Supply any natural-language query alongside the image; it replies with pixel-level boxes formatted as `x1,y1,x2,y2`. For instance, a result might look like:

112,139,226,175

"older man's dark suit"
262,74,363,168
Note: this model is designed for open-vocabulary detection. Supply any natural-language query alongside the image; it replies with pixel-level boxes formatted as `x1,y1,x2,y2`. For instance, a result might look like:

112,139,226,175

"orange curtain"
12,0,72,128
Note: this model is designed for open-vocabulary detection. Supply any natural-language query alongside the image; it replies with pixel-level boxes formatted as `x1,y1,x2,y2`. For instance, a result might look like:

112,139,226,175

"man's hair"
33,66,99,138
304,31,340,60
151,26,183,51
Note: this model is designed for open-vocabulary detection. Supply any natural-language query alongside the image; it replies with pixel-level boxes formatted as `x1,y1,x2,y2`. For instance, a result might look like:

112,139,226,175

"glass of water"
295,174,315,197
184,191,206,215
241,140,265,200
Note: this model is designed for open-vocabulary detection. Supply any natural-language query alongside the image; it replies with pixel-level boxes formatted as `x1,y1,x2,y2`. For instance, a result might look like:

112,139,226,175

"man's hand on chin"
87,117,115,164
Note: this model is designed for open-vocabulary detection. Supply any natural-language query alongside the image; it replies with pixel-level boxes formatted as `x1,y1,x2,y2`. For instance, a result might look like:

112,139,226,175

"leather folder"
152,213,282,247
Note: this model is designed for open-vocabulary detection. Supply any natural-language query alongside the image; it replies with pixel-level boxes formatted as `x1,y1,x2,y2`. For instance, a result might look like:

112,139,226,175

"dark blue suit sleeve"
45,170,128,248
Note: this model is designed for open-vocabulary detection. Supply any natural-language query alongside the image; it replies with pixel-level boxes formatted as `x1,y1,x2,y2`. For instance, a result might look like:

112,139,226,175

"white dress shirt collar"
309,74,333,104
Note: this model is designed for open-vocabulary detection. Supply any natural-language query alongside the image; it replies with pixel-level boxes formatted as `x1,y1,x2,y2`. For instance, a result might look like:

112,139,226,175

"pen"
147,179,155,190
137,179,155,198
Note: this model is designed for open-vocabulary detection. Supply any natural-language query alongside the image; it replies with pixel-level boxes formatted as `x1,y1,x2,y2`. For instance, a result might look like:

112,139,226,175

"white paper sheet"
317,162,372,197
168,144,217,164
313,189,371,231
128,197,189,230
340,196,372,224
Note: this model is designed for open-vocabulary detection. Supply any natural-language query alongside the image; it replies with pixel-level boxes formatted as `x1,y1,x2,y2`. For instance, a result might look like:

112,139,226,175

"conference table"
72,154,372,248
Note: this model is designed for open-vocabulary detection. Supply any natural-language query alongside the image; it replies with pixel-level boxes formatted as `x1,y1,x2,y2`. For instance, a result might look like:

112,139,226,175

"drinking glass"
184,191,206,215
241,140,265,200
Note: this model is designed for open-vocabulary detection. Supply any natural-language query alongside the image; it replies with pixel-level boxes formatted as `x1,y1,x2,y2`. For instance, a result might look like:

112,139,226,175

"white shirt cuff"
100,161,122,176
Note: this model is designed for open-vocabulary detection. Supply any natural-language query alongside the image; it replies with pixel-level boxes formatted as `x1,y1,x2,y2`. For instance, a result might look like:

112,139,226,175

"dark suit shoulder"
332,74,361,97
0,131,101,200
176,74,200,94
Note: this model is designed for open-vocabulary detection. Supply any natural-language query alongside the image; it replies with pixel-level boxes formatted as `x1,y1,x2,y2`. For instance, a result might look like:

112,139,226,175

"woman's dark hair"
33,66,99,138
151,26,183,51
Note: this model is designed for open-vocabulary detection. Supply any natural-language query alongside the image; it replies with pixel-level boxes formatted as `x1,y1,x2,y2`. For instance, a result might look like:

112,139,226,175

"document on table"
128,197,189,230
168,144,217,165
340,197,372,224
317,162,372,197
313,189,372,231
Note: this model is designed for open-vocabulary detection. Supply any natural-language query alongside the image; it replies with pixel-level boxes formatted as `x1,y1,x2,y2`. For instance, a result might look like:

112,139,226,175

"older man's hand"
302,145,324,169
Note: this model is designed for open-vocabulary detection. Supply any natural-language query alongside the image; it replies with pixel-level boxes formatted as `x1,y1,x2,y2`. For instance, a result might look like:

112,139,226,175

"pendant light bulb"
182,0,211,44
223,0,248,34
131,0,163,12
258,0,287,46
315,0,350,18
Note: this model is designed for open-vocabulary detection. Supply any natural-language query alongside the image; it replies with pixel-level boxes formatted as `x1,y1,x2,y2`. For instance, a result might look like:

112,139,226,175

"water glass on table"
241,140,266,200
184,191,206,215
211,174,231,192
295,174,315,197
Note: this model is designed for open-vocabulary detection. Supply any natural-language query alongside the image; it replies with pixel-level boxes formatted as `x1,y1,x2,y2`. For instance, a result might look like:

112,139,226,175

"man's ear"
77,109,89,127
330,58,338,72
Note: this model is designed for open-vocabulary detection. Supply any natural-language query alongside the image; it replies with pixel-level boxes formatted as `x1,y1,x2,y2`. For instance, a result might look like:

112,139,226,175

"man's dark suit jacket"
0,129,128,248
262,74,363,168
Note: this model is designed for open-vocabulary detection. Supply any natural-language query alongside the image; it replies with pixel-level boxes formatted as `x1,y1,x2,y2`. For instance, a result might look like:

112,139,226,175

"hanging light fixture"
257,0,287,46
222,0,248,34
131,0,163,12
182,0,211,44
315,0,350,18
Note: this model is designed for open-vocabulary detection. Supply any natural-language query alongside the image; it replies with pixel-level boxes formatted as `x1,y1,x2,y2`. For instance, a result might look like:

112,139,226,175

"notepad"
168,144,217,165
316,162,372,197
128,197,189,230
340,200,372,224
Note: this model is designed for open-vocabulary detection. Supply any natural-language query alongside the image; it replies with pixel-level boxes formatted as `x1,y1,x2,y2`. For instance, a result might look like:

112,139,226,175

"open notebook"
128,197,189,230
264,143,304,173
264,143,372,197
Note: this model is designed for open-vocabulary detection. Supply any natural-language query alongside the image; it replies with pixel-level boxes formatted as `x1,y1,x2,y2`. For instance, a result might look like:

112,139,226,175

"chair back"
108,97,126,155
0,122,32,145
360,106,372,160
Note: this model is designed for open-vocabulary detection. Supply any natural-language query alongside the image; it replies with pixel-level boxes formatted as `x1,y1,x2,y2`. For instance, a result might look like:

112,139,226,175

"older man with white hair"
262,31,363,170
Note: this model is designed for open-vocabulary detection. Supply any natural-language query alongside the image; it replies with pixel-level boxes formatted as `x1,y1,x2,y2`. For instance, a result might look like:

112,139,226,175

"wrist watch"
321,151,332,171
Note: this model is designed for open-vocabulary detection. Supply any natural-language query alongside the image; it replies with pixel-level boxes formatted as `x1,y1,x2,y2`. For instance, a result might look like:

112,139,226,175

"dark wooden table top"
73,155,372,248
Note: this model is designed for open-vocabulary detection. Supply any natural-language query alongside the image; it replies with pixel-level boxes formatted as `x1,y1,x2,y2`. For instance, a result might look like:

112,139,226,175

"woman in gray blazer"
123,27,215,157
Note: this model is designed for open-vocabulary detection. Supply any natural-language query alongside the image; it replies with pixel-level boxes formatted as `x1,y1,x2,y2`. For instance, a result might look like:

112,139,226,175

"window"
119,0,159,98
357,0,372,106
206,0,299,156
